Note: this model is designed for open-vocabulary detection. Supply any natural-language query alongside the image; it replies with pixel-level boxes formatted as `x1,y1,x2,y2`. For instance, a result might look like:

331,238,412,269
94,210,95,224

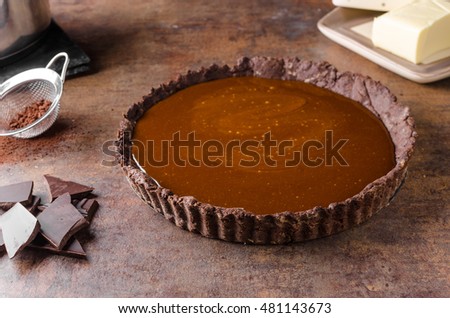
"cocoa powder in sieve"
9,99,52,130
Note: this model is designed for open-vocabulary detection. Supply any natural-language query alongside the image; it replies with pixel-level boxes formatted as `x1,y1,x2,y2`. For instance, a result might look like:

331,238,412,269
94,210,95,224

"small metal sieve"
0,52,69,138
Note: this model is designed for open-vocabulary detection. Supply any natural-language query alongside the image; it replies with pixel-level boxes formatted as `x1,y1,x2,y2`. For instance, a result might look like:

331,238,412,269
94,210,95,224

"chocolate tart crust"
117,57,417,244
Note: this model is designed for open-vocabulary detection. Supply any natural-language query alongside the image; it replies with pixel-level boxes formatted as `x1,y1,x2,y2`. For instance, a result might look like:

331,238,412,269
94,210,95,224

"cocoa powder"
9,99,52,130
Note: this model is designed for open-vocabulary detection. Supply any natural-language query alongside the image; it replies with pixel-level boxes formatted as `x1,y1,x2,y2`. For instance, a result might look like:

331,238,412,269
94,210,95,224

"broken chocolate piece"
36,194,69,213
56,192,71,204
0,181,33,210
37,193,89,250
26,196,41,216
0,203,40,258
0,228,4,253
28,233,87,259
44,175,94,201
76,198,99,222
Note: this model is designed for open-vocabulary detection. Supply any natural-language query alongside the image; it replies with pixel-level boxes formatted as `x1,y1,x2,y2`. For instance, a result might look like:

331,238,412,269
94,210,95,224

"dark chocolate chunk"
28,233,87,259
0,228,5,253
64,238,86,258
44,175,94,201
36,205,47,213
0,203,40,258
0,181,33,210
26,196,41,216
57,192,71,204
37,193,89,250
76,198,99,222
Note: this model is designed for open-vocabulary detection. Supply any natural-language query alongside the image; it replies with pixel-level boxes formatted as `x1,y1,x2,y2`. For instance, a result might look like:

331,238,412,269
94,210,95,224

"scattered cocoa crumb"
9,99,52,130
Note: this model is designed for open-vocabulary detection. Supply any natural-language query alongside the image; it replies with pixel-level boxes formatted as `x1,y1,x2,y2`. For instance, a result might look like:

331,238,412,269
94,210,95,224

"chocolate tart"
116,57,416,244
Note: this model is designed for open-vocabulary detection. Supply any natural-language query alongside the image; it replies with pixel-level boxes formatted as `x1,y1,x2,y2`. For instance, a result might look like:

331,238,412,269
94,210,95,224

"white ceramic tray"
317,7,450,83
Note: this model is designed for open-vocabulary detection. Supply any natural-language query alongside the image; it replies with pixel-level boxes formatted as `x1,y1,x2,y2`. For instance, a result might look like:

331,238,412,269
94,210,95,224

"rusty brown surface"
0,0,448,297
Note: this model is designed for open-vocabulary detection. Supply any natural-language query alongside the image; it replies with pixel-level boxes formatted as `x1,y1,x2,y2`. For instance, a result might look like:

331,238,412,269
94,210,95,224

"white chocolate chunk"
0,203,40,258
372,0,450,64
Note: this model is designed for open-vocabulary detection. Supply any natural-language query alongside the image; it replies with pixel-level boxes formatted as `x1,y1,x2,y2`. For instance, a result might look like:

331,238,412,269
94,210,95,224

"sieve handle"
45,52,70,83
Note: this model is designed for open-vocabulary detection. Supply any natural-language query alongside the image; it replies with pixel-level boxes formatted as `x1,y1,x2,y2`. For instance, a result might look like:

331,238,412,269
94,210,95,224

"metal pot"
0,0,51,60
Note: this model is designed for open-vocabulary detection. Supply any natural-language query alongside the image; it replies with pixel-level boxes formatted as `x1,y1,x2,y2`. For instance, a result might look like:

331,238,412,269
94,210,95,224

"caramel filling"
133,77,395,215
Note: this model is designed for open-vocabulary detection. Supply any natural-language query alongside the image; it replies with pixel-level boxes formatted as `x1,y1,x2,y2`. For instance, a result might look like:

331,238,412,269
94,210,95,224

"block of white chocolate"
0,203,40,258
372,0,450,64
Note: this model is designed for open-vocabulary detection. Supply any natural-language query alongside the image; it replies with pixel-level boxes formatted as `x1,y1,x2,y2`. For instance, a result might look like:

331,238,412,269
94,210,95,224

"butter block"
332,0,415,11
372,0,450,64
